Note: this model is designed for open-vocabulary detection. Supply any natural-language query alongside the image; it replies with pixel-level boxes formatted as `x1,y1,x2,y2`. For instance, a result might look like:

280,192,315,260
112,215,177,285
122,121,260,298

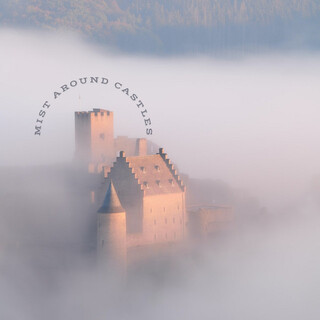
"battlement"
75,109,113,117
75,111,90,118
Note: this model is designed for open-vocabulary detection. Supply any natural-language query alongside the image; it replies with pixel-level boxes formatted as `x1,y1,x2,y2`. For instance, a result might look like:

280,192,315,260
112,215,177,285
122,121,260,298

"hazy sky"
1,28,320,207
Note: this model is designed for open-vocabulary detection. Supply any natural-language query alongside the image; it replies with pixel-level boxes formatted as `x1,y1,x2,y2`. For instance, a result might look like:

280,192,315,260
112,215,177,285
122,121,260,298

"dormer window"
155,165,160,172
143,181,149,189
156,180,161,187
140,166,146,173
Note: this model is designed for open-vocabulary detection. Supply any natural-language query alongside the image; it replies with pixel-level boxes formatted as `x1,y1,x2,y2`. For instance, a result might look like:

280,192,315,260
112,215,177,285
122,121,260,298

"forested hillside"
1,0,319,53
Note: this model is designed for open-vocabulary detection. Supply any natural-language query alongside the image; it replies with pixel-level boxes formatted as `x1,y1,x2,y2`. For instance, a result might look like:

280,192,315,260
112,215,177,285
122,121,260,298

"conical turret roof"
98,180,125,214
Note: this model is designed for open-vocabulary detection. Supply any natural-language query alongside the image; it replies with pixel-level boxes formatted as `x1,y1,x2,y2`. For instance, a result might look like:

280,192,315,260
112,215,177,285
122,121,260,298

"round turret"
97,180,127,272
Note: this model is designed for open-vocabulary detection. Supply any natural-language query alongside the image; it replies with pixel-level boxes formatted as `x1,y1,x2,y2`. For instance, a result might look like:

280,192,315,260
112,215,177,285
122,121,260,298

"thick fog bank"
1,190,319,320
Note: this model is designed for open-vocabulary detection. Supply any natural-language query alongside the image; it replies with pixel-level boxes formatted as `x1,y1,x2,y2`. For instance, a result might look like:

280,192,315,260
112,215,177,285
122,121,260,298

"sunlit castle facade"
101,148,186,238
75,108,232,271
97,150,186,271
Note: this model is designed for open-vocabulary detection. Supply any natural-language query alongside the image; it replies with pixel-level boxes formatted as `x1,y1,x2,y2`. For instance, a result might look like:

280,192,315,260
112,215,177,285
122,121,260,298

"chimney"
135,138,147,156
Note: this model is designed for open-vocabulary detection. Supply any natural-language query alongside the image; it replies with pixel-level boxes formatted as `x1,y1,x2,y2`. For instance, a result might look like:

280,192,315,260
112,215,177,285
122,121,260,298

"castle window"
99,133,105,140
163,207,166,212
169,179,174,186
150,208,152,213
154,219,156,225
156,180,161,187
165,218,167,224
154,234,157,241
143,181,149,189
155,165,160,172
140,166,146,173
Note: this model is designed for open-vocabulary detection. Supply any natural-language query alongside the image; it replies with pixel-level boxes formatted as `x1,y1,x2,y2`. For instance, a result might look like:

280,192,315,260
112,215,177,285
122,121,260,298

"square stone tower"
75,109,115,168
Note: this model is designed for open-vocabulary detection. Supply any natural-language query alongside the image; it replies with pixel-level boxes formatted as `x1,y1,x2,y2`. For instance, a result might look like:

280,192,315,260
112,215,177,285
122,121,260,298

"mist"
1,28,320,319
1,28,320,208
1,172,320,320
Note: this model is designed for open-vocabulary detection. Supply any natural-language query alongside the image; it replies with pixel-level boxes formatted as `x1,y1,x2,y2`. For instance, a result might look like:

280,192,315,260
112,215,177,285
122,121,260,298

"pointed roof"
98,180,125,214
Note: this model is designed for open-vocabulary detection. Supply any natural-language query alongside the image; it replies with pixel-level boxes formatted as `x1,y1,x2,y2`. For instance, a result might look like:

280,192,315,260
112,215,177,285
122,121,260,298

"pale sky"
1,28,320,207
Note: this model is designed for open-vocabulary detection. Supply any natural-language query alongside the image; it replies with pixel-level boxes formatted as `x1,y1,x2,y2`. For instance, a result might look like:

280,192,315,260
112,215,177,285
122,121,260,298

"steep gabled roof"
98,180,125,213
106,149,185,196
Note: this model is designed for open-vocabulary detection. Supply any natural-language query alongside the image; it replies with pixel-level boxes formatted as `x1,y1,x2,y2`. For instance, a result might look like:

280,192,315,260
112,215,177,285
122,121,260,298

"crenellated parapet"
75,109,112,117
75,111,90,118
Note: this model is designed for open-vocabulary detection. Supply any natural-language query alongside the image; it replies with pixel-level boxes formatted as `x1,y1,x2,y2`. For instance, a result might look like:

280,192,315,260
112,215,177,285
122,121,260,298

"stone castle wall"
75,109,114,166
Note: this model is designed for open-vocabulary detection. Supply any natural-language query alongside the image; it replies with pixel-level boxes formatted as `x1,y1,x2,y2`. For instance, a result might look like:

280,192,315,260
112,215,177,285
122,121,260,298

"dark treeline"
0,0,319,53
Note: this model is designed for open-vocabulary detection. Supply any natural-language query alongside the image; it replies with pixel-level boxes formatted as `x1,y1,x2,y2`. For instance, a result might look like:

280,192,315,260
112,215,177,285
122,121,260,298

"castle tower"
97,180,127,273
75,108,115,171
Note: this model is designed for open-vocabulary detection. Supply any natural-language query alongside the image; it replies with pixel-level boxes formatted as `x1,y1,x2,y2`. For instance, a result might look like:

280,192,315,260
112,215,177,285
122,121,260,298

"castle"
74,108,157,174
74,108,232,272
